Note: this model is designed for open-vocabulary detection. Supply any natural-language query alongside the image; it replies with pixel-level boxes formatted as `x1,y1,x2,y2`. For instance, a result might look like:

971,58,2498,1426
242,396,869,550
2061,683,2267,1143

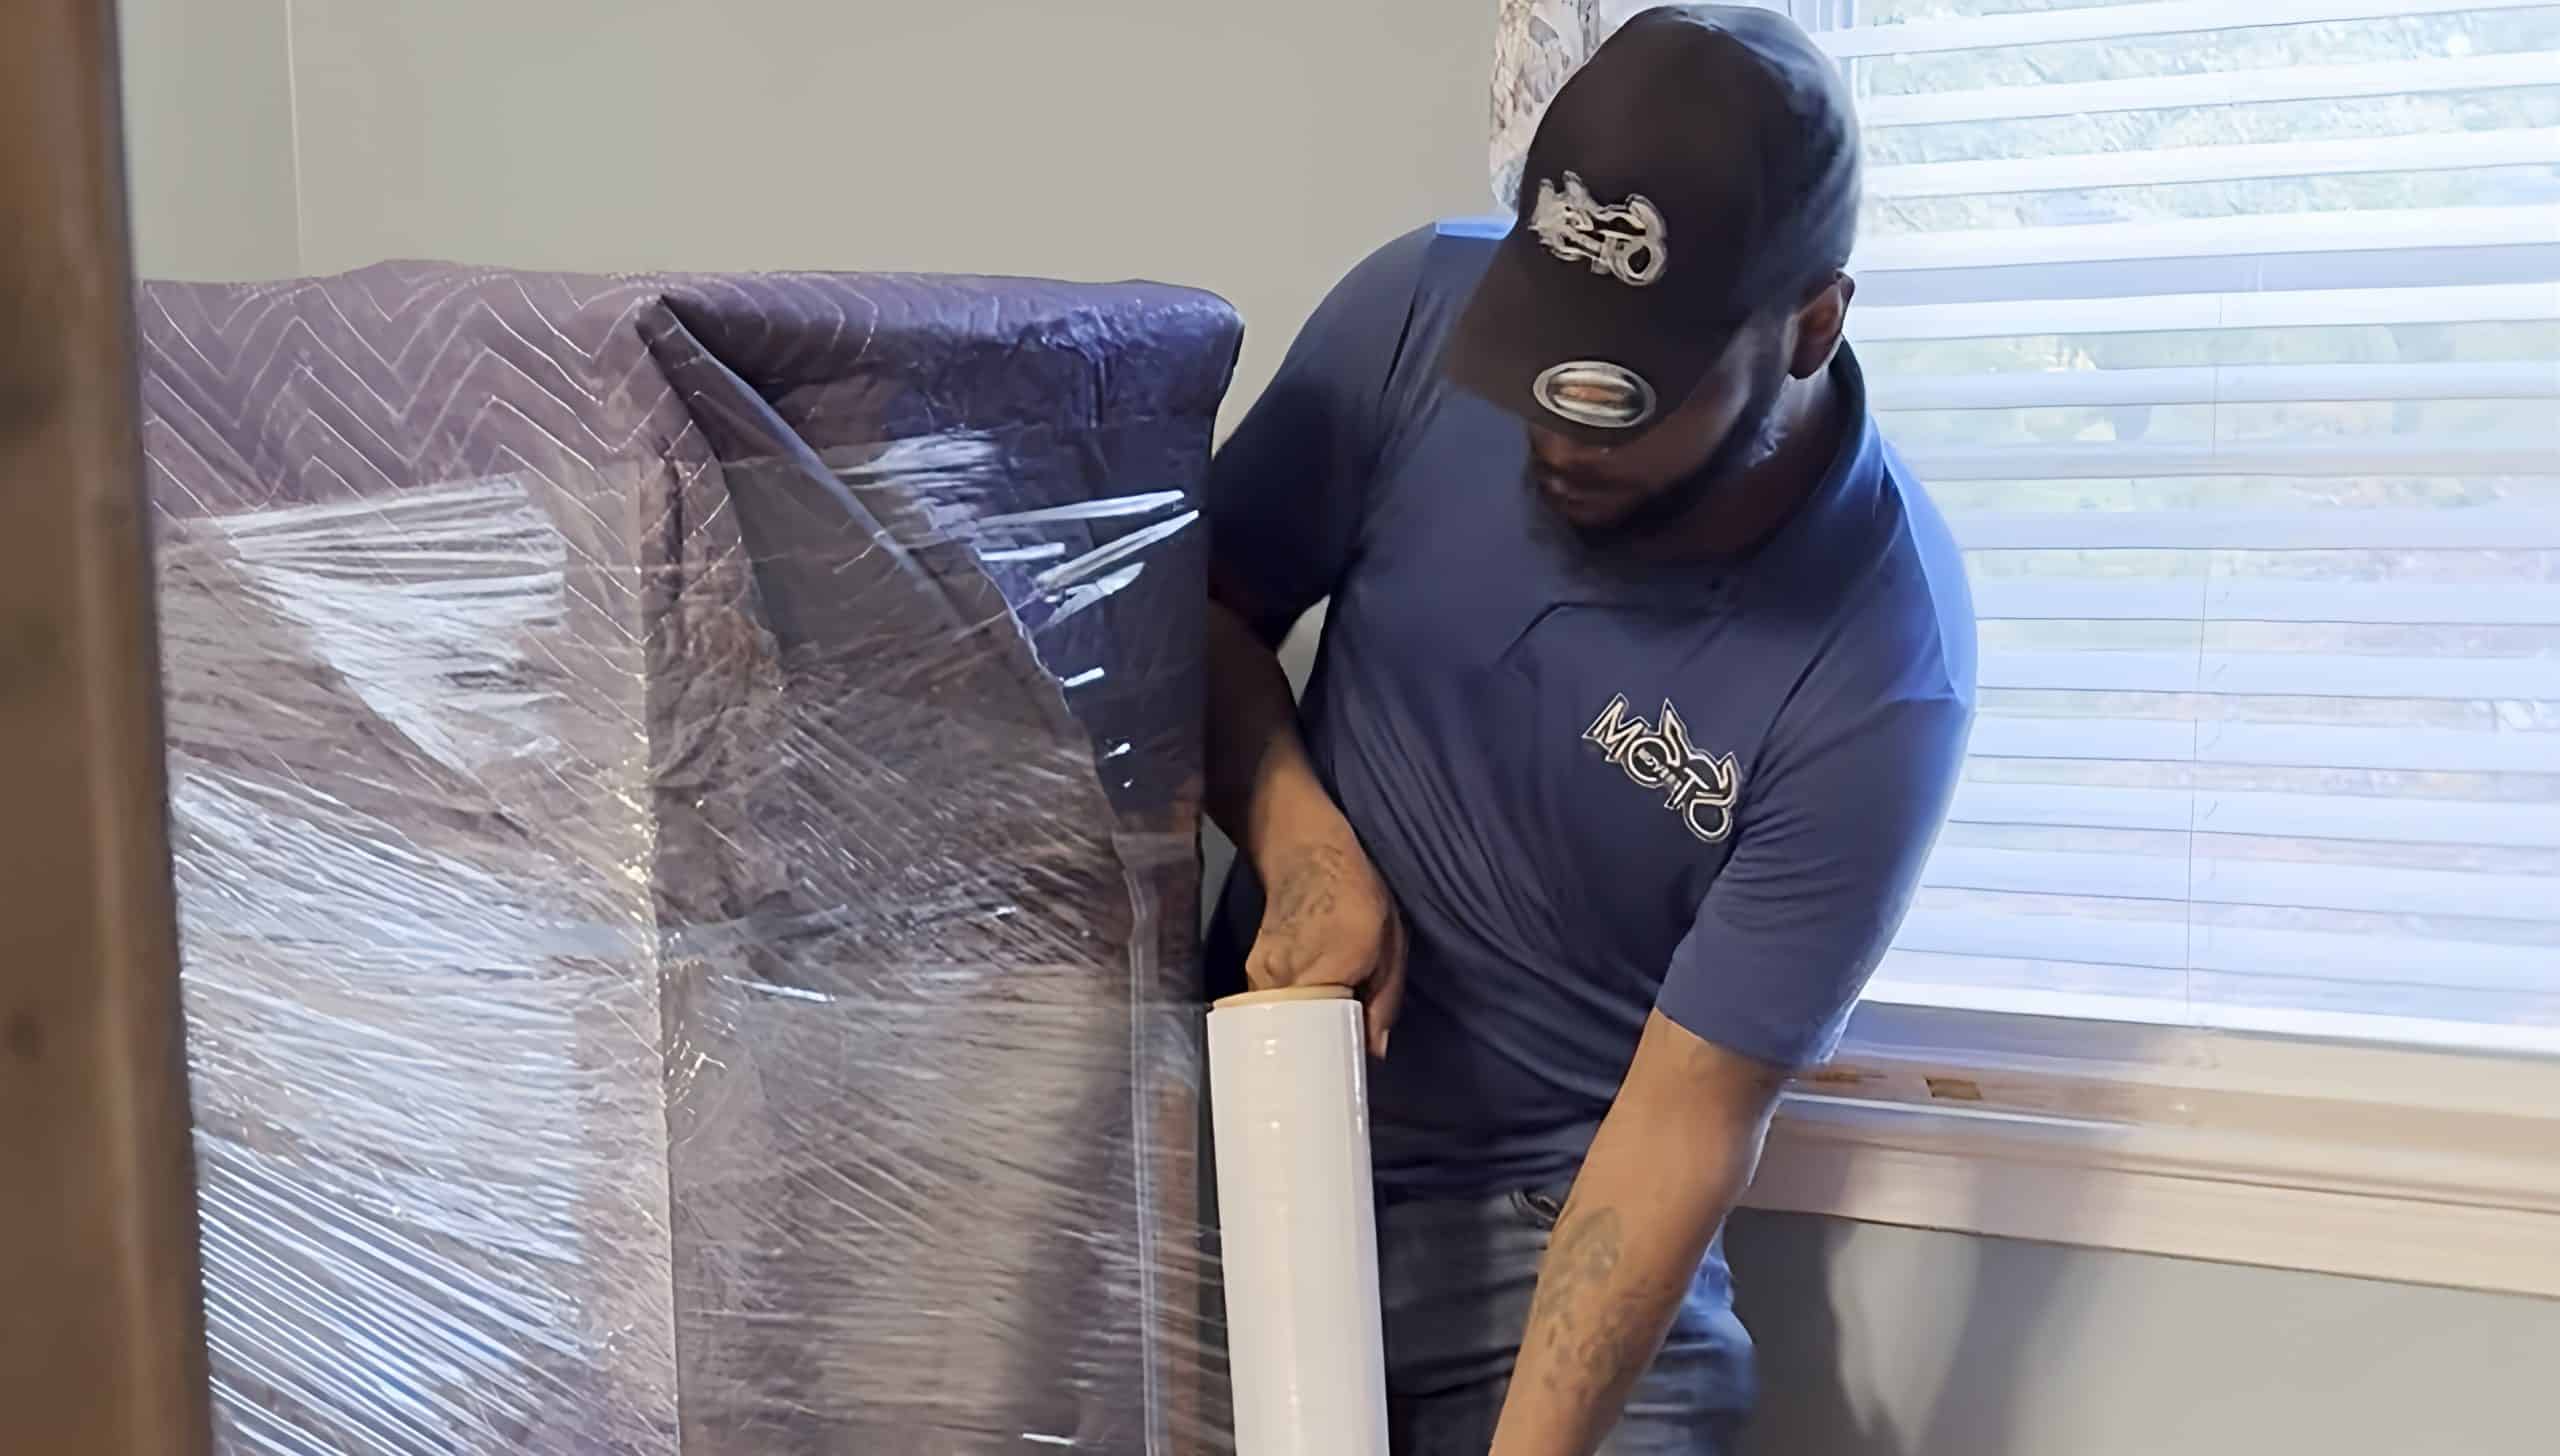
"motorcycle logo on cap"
1531,172,1669,288
1535,360,1657,431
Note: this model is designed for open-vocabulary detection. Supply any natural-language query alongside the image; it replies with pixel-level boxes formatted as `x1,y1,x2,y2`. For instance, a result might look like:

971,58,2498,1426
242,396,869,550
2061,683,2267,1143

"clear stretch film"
143,263,1243,1454
1207,988,1392,1456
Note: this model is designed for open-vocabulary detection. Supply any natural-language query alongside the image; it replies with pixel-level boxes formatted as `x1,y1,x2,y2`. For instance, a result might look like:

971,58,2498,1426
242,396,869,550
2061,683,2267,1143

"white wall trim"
1743,1004,2560,1299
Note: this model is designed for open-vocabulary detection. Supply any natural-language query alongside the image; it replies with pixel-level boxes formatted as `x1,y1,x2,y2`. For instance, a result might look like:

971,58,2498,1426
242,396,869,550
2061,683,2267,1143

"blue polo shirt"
1205,221,1975,1199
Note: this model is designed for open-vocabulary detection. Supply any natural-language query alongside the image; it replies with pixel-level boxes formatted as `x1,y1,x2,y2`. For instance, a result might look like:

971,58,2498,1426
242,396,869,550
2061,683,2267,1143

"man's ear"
1787,272,1854,380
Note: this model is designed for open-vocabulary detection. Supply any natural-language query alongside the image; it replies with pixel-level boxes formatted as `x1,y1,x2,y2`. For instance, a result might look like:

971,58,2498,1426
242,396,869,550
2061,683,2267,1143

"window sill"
1740,1001,2560,1299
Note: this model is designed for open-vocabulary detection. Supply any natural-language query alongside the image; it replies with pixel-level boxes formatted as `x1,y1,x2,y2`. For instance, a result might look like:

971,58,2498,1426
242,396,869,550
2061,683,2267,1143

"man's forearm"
1489,1157,1749,1456
1203,599,1356,871
1202,597,1407,1051
1489,1015,1786,1456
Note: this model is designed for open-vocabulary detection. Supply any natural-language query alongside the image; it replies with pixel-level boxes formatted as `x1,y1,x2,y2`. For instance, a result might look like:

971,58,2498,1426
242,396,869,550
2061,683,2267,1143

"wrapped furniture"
143,264,1241,1453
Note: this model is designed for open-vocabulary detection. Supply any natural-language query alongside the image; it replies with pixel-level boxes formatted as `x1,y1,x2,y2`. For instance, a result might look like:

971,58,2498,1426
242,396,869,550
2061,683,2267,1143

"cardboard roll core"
1211,985,1357,1011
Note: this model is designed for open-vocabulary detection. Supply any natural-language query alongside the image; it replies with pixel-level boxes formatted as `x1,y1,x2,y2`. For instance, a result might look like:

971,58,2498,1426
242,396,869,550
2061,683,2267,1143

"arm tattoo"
1265,843,1347,922
1522,1206,1651,1398
1258,842,1350,961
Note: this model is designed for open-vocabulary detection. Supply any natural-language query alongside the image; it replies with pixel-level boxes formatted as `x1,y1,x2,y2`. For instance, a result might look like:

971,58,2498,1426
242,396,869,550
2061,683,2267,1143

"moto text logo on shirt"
1583,695,1741,844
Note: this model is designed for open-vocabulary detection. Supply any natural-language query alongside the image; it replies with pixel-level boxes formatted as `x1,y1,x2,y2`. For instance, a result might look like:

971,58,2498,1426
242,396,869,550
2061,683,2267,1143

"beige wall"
117,0,299,279
1729,1211,2560,1456
282,0,1492,410
118,0,1492,404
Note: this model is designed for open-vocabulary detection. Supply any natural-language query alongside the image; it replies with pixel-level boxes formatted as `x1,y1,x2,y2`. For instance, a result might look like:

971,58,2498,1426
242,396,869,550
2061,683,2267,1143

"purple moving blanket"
143,264,1240,1454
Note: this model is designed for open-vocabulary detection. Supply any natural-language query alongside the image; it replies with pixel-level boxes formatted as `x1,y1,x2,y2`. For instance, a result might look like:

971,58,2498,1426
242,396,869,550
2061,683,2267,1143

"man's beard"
1530,346,1793,556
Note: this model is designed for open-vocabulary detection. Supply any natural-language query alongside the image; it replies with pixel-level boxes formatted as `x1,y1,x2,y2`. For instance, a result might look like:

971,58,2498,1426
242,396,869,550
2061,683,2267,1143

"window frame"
1744,1000,2560,1296
1741,0,2560,1297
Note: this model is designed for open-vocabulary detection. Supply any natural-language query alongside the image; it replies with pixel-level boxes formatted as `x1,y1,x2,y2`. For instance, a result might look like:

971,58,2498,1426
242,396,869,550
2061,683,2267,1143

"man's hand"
1247,834,1407,1059
1204,595,1409,1059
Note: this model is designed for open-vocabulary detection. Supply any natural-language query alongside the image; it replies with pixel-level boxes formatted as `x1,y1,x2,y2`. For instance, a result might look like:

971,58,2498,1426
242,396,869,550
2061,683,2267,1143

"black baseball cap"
1448,5,1862,445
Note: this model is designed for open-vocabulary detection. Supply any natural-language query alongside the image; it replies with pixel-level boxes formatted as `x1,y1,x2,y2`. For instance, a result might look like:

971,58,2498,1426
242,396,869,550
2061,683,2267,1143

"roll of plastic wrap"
1208,986,1391,1456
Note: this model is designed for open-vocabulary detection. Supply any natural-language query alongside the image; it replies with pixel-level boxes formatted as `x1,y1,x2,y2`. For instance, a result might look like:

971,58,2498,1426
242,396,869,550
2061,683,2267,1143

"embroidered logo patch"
1531,172,1669,288
1583,694,1740,844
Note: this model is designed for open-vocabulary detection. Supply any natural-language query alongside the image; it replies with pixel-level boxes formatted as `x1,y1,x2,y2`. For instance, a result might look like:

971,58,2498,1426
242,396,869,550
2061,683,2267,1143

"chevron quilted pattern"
145,263,1242,1454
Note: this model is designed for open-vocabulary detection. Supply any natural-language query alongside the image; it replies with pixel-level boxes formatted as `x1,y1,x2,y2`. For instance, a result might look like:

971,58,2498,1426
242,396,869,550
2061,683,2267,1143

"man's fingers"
1243,938,1313,993
1362,990,1398,1060
1363,917,1409,1060
1245,935,1364,996
1243,910,1406,1056
1242,941,1305,994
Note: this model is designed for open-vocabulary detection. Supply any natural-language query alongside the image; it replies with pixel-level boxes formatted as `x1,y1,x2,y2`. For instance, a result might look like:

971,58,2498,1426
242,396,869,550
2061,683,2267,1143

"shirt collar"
1736,343,1889,593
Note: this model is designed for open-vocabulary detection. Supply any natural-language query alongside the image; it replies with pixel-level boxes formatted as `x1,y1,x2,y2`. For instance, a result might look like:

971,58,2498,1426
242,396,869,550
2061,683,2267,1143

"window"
1739,0,2560,1294
1829,0,2560,1054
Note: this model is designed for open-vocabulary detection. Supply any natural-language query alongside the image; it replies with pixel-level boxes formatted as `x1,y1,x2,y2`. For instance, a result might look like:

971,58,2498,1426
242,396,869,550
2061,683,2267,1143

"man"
1201,7,1974,1454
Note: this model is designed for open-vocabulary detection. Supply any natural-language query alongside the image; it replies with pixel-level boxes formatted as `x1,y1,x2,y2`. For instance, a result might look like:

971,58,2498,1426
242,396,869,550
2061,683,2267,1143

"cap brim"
1444,229,1725,448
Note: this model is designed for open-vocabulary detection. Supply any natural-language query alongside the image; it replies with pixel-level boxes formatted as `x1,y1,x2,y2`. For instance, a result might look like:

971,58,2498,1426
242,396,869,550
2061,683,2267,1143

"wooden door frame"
0,1,213,1451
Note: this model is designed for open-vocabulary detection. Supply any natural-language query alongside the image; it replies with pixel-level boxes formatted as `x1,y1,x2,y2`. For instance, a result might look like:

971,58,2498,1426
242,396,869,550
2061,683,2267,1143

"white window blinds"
1810,2,2560,1046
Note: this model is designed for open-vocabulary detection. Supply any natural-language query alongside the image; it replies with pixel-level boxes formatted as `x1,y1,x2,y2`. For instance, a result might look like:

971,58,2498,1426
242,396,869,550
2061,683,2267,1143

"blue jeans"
1376,1186,1754,1455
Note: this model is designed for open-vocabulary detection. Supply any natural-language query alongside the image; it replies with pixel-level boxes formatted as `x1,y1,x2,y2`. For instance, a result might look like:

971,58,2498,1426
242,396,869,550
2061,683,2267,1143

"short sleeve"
1654,691,1971,1072
1204,226,1435,645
